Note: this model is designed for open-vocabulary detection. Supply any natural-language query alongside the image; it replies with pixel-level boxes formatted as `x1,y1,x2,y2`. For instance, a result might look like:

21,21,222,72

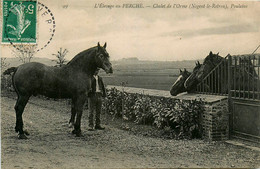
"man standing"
88,69,106,131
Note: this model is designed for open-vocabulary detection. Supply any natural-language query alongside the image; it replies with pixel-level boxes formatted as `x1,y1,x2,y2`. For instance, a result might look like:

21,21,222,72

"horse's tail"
3,67,19,94
12,67,18,95
3,67,17,75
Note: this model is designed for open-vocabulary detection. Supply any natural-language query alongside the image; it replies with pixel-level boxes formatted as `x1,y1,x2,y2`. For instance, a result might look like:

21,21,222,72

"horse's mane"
203,52,224,67
66,46,97,65
181,69,191,77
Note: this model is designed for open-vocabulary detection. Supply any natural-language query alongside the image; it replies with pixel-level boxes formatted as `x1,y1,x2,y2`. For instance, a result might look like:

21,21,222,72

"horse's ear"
103,42,107,49
184,68,187,72
217,52,219,56
197,61,201,66
97,42,101,51
209,51,213,55
179,69,182,73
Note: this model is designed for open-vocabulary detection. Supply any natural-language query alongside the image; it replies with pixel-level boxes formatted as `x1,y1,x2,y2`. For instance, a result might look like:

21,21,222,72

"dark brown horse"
170,69,191,96
170,62,202,96
184,51,223,91
5,42,113,139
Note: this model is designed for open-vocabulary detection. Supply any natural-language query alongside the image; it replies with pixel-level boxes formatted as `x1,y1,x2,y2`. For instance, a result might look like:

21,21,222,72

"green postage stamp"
2,0,37,43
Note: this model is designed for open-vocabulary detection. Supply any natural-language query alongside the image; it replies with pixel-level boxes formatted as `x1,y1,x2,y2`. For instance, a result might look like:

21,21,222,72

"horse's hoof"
68,122,73,128
18,134,28,139
24,130,30,136
76,132,82,137
72,129,76,134
72,129,82,137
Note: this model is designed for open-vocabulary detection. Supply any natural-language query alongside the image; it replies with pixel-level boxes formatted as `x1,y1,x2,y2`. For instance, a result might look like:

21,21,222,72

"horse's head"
196,51,223,80
184,51,222,91
184,61,201,91
95,42,113,74
170,69,191,96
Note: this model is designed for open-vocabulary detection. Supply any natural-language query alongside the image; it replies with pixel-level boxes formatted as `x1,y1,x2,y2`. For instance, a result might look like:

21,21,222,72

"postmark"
2,0,56,52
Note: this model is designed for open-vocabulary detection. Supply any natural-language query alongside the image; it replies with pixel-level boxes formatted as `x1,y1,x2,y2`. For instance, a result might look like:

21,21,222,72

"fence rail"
196,54,260,101
196,55,229,95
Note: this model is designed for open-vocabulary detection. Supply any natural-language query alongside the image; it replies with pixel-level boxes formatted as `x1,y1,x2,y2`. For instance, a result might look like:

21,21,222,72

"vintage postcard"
1,0,260,168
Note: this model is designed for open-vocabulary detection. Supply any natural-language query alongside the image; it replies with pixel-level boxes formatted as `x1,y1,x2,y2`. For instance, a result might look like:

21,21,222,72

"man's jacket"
89,76,106,97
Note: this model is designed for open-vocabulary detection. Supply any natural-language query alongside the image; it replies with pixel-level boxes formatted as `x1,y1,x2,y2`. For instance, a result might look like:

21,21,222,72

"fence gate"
196,53,260,143
228,54,260,143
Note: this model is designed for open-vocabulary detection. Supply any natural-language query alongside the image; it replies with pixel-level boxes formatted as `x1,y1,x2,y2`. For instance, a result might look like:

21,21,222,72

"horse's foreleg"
69,98,76,128
87,78,92,96
14,95,30,139
72,95,87,137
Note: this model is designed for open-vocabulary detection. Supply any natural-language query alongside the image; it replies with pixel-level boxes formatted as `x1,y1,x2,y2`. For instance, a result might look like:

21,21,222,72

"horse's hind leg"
72,95,87,137
69,98,76,128
14,95,30,139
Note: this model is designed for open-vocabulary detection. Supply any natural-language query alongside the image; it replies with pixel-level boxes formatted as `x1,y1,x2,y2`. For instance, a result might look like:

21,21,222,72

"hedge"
103,87,204,139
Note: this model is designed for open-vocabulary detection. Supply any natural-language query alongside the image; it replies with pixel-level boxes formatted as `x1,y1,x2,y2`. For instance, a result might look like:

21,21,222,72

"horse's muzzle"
104,67,113,74
108,67,113,74
170,90,178,96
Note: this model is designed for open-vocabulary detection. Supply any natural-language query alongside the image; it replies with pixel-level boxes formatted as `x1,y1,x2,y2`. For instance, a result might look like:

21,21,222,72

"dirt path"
1,95,260,168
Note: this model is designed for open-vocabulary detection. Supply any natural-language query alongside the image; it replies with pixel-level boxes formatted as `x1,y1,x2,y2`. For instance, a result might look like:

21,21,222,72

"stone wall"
107,85,229,141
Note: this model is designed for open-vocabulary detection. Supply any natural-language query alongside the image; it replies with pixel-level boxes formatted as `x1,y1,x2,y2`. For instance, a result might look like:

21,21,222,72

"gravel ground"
1,92,260,168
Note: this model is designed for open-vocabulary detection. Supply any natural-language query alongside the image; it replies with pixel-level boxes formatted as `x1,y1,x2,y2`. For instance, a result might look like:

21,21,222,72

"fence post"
228,54,232,98
227,54,232,139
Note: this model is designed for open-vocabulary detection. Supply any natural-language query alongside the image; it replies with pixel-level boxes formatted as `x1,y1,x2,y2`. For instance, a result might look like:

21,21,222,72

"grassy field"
102,74,177,91
99,58,198,90
100,68,187,91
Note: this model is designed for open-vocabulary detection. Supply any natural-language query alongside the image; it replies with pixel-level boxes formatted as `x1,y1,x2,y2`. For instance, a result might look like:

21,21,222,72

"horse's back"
13,62,53,95
13,62,78,98
15,62,49,79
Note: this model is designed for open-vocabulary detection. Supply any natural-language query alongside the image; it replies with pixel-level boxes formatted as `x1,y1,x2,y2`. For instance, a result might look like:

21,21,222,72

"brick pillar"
201,98,229,141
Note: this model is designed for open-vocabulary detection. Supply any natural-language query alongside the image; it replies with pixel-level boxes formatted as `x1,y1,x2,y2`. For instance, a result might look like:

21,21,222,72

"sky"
1,0,260,61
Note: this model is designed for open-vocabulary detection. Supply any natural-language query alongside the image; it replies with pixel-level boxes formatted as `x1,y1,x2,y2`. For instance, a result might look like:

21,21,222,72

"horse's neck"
65,50,97,75
205,55,224,68
206,58,225,73
213,56,224,66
